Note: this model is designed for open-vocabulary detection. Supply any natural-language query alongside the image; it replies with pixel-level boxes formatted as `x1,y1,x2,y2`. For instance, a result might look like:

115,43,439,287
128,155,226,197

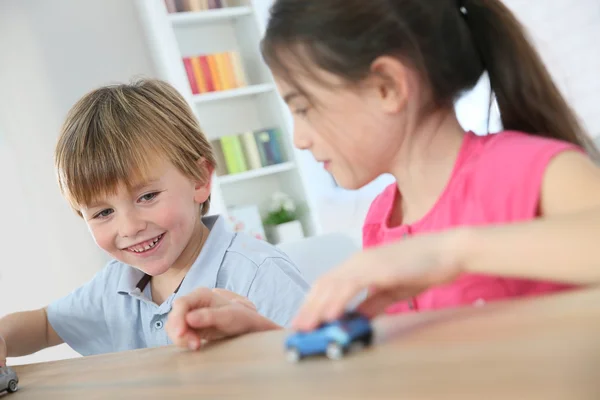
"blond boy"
0,79,304,364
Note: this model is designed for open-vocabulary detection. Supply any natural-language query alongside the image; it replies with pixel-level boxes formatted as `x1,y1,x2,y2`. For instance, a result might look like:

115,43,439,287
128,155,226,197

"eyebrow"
283,92,301,104
131,179,160,192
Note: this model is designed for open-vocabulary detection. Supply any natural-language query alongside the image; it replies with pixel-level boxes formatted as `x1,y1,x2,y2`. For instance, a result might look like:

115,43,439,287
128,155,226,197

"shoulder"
364,183,396,225
475,130,582,165
225,232,294,268
540,148,600,216
363,183,396,247
217,232,308,294
469,131,586,219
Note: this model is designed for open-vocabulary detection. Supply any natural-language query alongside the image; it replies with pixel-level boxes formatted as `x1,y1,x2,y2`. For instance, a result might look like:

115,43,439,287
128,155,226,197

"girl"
258,0,600,331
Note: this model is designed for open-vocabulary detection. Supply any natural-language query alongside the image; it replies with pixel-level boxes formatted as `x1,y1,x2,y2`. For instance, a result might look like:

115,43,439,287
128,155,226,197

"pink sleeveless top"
362,131,581,313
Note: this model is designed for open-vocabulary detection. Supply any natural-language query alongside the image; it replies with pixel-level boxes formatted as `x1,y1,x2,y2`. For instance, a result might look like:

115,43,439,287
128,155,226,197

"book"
183,52,247,95
240,132,262,170
254,129,284,166
220,135,248,174
182,57,199,95
211,140,229,177
164,0,177,13
166,0,225,11
190,56,207,93
229,51,247,87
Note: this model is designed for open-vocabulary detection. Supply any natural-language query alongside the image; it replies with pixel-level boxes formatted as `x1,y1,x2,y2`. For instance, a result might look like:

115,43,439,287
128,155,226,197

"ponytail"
262,0,596,156
464,0,597,156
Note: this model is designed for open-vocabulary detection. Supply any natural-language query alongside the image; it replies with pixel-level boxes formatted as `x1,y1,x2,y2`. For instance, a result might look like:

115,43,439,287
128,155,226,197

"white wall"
504,0,600,138
0,0,156,365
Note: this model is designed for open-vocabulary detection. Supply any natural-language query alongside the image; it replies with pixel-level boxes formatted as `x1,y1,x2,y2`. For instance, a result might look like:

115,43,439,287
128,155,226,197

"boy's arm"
0,308,63,365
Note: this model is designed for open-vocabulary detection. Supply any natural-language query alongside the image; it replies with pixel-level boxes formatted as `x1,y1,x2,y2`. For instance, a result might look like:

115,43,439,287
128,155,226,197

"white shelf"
191,83,275,104
169,7,252,26
218,162,295,185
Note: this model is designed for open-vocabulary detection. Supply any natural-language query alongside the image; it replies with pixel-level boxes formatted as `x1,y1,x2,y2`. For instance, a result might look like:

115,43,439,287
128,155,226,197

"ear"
193,158,214,204
368,56,410,114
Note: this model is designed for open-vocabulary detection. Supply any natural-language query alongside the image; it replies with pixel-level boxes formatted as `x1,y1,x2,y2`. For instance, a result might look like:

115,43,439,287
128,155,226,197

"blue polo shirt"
47,215,309,356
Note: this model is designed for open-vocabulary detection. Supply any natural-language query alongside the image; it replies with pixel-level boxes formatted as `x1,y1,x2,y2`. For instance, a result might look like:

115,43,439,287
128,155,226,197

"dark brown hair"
261,0,596,155
55,79,216,215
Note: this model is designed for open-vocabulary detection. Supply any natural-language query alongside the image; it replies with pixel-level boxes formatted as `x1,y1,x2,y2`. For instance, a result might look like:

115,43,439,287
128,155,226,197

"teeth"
129,234,162,253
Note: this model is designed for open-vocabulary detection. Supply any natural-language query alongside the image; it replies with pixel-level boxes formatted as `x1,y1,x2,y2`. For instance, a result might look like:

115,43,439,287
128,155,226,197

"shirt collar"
115,215,234,298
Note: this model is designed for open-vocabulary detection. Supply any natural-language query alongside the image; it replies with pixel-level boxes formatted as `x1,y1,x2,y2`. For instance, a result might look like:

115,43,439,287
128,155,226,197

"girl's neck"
151,217,209,304
388,110,466,227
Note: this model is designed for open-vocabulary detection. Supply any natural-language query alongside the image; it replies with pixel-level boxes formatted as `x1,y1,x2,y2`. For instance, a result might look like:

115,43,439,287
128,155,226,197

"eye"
94,209,114,219
293,108,309,117
138,192,159,203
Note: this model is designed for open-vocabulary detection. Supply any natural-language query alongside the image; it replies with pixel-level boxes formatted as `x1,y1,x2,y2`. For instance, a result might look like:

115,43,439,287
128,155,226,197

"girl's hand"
166,288,280,350
291,230,466,331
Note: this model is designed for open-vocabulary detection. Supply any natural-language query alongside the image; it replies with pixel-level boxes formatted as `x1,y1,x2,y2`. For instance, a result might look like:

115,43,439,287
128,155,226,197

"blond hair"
55,79,216,215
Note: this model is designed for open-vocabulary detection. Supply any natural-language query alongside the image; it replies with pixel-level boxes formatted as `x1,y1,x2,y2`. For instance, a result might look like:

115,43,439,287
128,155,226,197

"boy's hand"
166,288,280,350
0,335,7,367
211,288,257,311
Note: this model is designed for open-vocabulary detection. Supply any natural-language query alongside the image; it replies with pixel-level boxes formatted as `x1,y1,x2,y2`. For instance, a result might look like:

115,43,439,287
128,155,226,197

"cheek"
88,224,114,252
152,199,198,231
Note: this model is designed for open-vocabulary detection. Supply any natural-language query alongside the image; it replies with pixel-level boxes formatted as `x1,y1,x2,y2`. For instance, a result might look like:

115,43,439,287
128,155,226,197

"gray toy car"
0,366,18,393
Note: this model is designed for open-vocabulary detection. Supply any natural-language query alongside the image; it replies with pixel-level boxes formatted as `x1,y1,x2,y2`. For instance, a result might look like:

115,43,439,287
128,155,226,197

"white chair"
277,233,360,285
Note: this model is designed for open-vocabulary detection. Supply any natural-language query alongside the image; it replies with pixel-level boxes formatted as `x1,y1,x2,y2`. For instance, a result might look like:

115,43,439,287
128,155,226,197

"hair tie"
457,0,468,15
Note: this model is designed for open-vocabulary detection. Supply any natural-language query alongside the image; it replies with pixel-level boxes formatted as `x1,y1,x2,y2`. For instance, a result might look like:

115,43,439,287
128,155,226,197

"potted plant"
264,192,304,244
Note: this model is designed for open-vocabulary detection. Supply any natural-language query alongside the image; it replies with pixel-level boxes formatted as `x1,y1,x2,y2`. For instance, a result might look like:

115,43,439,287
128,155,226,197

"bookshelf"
135,0,322,243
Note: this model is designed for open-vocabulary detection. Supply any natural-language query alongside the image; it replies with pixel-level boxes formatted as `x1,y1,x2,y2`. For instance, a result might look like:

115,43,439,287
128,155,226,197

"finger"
186,306,235,333
357,287,426,318
185,331,204,351
212,289,256,311
323,277,365,321
291,280,329,331
168,288,224,338
293,269,368,331
186,305,258,338
292,277,343,331
357,291,407,318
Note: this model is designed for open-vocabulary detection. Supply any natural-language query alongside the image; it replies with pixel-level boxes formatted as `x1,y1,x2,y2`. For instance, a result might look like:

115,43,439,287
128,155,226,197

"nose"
118,209,147,239
293,119,312,150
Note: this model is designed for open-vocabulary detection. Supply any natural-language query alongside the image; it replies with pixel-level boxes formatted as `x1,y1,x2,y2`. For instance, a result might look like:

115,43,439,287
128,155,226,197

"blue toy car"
285,312,373,362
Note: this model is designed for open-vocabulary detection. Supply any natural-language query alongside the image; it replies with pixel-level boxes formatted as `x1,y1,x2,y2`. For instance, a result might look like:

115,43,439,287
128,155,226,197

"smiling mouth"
126,234,164,253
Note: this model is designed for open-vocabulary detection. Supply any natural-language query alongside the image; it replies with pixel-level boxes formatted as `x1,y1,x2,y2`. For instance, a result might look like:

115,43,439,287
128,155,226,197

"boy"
0,79,306,365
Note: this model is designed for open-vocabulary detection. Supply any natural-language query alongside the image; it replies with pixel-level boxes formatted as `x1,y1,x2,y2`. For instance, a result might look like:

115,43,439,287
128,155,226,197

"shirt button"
154,320,164,330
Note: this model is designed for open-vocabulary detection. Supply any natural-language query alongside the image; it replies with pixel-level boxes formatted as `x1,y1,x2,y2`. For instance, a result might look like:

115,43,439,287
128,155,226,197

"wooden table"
9,288,600,399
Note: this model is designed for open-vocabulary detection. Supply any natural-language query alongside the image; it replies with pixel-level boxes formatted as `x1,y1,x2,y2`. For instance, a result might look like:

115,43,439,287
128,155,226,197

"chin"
333,175,371,191
136,260,173,276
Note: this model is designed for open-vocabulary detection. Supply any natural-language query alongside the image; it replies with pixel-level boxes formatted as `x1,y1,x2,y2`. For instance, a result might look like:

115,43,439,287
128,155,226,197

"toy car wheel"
7,380,18,393
286,347,301,363
326,342,345,360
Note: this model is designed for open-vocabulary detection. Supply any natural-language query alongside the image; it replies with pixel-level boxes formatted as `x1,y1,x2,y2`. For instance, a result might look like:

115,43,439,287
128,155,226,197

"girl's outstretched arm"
292,151,600,331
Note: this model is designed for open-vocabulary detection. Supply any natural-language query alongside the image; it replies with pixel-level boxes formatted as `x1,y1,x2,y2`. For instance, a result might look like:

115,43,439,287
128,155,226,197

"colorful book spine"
190,57,207,93
211,140,229,176
164,0,177,13
220,135,248,174
182,57,199,95
267,128,284,164
166,0,225,12
183,52,247,95
229,52,247,87
240,132,262,170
